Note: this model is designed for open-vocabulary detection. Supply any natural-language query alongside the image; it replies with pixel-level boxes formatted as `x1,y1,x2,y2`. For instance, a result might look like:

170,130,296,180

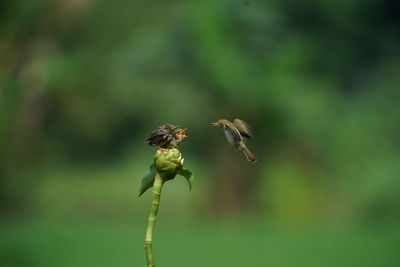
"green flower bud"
154,148,184,181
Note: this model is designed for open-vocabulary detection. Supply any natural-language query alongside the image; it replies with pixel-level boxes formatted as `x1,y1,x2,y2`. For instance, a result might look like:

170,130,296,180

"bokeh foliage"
1,0,399,266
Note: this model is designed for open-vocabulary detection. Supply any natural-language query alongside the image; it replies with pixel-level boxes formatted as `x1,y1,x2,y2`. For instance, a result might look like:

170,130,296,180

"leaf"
178,169,193,191
138,164,157,197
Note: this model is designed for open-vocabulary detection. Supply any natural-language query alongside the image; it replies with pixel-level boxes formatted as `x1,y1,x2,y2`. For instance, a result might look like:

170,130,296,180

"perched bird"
211,119,257,163
146,124,188,150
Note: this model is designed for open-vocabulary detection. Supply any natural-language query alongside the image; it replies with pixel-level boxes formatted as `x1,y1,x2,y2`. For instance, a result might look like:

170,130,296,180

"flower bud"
154,148,184,181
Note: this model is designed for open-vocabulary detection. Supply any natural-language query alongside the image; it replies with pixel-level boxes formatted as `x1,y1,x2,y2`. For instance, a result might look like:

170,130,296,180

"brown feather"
233,119,253,139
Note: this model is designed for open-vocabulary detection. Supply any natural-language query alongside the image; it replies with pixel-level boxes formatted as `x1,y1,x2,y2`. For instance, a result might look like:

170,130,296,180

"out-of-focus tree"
0,0,399,222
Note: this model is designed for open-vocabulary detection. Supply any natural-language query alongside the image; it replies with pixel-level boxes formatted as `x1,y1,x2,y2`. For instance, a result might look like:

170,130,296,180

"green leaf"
178,169,193,191
138,164,157,197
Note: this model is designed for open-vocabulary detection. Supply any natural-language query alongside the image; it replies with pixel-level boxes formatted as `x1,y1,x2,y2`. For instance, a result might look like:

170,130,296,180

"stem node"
144,174,163,267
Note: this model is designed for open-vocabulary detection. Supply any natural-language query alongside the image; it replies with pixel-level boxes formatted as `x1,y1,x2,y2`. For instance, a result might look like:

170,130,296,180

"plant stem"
144,173,163,267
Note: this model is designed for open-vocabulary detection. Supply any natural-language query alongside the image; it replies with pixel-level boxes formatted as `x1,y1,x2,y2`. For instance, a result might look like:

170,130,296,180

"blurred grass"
0,220,399,267
26,147,205,221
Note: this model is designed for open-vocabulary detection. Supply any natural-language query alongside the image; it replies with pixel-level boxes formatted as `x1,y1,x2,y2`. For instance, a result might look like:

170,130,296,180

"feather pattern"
233,119,253,139
146,124,186,149
224,122,243,146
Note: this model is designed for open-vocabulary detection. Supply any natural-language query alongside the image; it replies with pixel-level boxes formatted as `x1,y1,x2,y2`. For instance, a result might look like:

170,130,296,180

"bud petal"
154,148,184,181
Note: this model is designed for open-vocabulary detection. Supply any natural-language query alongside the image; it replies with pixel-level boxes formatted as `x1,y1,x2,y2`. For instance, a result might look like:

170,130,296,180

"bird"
211,119,257,163
146,124,188,150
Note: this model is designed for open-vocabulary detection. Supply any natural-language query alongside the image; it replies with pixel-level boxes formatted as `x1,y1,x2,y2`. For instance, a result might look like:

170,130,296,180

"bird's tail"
239,143,257,163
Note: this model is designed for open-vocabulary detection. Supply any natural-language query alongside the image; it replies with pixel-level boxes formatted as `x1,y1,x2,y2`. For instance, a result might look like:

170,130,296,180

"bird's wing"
224,123,242,145
146,128,171,146
146,129,165,142
233,119,253,139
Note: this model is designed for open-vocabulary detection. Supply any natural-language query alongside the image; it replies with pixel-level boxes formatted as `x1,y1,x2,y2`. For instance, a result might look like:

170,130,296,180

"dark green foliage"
138,164,157,197
0,1,399,265
178,169,194,191
1,0,399,228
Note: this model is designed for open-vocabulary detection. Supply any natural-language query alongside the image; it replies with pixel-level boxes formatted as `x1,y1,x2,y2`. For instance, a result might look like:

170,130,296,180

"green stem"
144,173,163,267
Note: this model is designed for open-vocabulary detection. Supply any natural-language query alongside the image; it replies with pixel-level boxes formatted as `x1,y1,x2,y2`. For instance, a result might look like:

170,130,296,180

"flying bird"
211,119,257,163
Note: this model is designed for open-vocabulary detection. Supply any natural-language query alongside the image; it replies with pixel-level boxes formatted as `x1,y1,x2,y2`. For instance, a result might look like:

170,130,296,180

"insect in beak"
210,122,218,126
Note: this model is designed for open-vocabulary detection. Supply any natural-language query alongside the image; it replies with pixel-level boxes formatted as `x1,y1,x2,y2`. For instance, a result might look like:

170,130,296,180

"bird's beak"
210,121,218,126
181,129,188,138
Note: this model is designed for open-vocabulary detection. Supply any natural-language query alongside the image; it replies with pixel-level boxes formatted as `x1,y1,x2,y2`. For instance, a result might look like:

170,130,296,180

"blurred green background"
1,0,400,266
